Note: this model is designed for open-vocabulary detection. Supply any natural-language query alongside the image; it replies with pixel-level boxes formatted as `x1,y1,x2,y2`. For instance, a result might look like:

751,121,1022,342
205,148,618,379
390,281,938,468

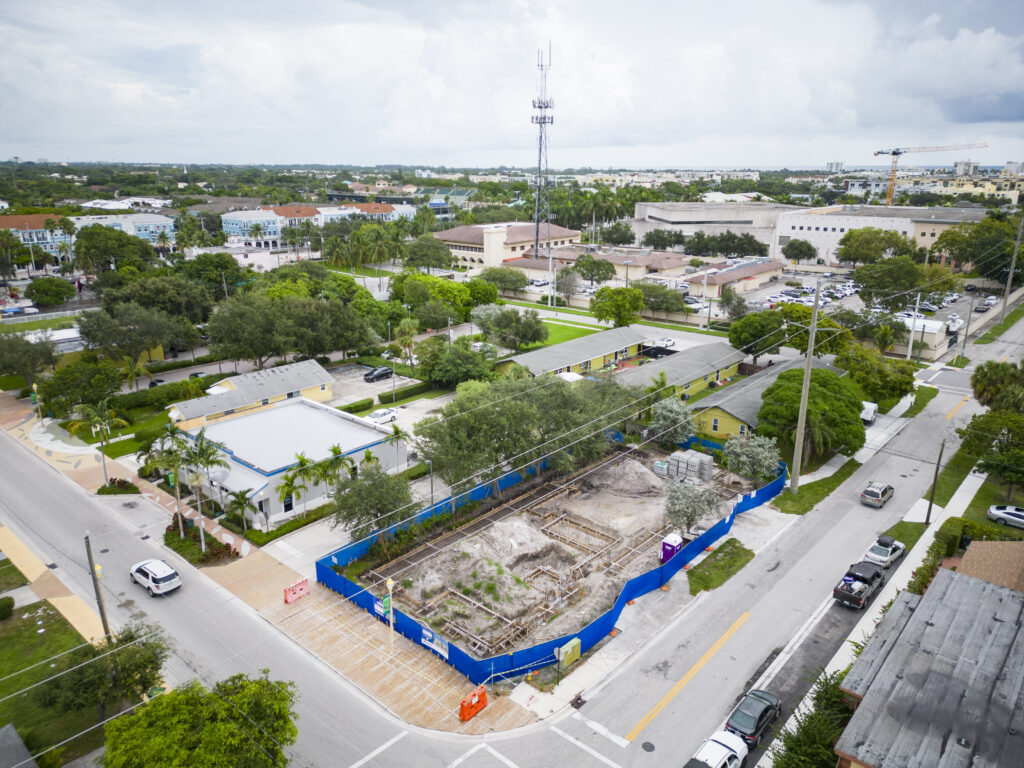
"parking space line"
347,731,407,768
552,726,624,768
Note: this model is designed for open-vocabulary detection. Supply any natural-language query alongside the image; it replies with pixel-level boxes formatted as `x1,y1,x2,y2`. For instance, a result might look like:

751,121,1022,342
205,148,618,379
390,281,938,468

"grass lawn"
0,601,106,762
0,374,27,391
0,316,76,335
324,264,392,278
0,557,30,592
774,459,861,515
926,446,976,507
528,321,599,348
976,304,1024,344
777,442,834,476
687,538,755,594
685,375,748,405
63,406,170,445
962,476,1024,539
502,300,730,338
505,299,595,318
882,520,928,552
102,437,145,458
949,355,969,368
903,385,939,418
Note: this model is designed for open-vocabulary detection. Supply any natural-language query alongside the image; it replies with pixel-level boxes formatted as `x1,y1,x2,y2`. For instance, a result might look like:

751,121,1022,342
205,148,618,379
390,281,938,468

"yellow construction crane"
874,142,988,205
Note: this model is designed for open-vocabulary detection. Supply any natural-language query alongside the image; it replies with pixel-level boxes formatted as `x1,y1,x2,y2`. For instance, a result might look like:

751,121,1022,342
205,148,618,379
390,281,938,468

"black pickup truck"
832,561,885,610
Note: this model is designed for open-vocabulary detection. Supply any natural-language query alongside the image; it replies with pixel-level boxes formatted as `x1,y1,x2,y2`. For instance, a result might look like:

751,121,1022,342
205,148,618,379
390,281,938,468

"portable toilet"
661,532,684,563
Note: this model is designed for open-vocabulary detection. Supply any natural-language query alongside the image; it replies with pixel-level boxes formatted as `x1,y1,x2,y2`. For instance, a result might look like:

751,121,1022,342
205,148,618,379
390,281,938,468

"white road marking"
347,731,408,768
751,594,834,692
551,726,625,768
572,711,630,748
446,743,522,768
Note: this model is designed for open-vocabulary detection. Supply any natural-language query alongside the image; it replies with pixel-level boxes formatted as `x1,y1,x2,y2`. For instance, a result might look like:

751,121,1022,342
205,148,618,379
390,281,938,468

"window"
815,227,820,231
840,228,845,232
931,232,936,237
739,424,747,436
703,375,709,382
832,227,837,232
283,495,293,513
580,360,591,372
261,398,269,406
320,384,326,391
712,417,719,432
791,226,795,230
799,226,804,230
683,382,690,390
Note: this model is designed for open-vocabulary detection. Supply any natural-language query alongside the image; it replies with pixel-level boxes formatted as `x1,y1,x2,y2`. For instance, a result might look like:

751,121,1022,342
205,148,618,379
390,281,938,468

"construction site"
360,448,756,659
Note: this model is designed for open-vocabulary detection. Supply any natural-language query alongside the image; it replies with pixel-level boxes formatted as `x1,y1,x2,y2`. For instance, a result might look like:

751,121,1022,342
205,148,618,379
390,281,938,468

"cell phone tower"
531,45,555,306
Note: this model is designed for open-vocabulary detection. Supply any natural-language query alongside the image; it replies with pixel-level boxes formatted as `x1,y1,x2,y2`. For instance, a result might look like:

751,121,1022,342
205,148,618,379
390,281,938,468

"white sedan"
654,337,676,348
366,408,398,425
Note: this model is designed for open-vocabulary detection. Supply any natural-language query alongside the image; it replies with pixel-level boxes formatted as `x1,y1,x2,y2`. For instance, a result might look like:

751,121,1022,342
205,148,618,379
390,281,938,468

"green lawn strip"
324,264,392,278
0,316,77,335
948,355,969,368
976,304,1024,344
684,375,748,405
61,406,170,445
102,437,145,458
962,476,1024,540
503,299,730,337
504,299,595,318
882,521,928,552
903,385,939,418
0,558,30,592
773,459,862,515
926,446,977,507
0,374,27,391
686,538,755,594
0,601,106,761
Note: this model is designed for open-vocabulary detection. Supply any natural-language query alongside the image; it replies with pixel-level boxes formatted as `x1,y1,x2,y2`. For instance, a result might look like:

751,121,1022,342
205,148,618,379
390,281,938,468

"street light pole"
426,458,434,508
925,439,946,526
32,382,41,420
386,577,395,653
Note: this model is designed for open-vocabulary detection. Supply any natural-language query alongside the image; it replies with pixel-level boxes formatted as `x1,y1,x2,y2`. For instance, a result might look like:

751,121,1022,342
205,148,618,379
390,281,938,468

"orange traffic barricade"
459,685,488,721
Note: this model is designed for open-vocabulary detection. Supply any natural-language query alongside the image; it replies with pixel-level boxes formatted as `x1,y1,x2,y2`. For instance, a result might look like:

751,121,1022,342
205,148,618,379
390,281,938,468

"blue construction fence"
315,440,787,685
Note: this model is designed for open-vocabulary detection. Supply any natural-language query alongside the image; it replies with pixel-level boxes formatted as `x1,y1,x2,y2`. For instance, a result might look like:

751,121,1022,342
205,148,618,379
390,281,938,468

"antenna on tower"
531,43,555,307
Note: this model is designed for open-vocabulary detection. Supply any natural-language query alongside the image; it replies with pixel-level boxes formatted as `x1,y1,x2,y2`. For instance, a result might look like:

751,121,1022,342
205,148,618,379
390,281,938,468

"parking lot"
327,363,418,407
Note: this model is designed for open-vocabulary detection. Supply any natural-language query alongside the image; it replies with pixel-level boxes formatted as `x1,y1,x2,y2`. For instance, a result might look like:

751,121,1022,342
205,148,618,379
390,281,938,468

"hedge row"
146,352,223,375
400,462,430,481
379,381,435,404
97,479,140,495
163,517,239,565
0,596,13,621
111,373,227,411
243,503,334,547
907,516,1016,594
338,398,374,414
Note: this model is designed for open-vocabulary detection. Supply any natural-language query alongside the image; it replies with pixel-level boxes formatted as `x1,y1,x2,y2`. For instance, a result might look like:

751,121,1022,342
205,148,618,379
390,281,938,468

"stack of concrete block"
663,449,713,481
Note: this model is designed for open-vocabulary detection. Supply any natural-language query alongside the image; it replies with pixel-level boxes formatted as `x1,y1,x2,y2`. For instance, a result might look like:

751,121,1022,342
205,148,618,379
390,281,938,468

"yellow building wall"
693,406,751,438
676,362,740,398
300,383,333,402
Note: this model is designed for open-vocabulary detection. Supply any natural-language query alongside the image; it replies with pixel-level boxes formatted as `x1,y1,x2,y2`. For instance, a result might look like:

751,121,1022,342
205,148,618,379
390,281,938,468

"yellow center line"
626,612,750,742
947,395,970,420
1000,355,1010,363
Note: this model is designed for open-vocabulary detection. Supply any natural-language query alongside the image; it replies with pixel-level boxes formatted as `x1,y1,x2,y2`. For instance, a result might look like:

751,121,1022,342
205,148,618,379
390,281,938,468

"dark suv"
363,366,393,382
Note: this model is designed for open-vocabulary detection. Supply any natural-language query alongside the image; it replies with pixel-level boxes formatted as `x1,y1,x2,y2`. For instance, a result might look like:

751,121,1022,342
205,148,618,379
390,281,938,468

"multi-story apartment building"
0,213,74,261
68,213,176,245
220,209,283,247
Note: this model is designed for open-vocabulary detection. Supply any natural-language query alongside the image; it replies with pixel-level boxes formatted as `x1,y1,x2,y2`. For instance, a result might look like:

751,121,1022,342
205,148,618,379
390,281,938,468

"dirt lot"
392,455,742,658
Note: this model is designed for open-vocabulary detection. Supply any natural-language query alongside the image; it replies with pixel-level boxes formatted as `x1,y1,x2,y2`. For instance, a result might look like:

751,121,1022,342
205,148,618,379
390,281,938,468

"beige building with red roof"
434,222,581,271
683,259,784,297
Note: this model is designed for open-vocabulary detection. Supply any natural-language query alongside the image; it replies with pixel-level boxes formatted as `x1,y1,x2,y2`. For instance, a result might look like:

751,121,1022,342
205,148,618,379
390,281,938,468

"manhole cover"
122,501,138,509
100,549,109,554
46,563,57,569
140,535,150,540
641,742,655,752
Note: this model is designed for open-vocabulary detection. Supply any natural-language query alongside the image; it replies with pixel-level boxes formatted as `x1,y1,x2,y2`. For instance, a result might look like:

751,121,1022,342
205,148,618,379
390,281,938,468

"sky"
1,0,1022,170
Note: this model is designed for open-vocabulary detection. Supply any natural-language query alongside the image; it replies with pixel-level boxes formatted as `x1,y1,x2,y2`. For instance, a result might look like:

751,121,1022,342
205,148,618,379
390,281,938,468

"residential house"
495,326,649,377
168,359,335,430
834,568,1024,768
614,341,745,398
956,541,1024,592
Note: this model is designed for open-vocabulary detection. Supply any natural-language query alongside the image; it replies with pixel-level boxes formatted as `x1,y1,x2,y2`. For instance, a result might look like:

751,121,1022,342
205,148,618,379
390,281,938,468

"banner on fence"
421,627,449,659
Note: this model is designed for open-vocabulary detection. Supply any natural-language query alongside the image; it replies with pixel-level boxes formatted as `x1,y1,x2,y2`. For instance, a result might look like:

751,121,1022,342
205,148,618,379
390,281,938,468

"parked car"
946,292,960,302
860,481,894,508
725,688,781,748
974,304,990,313
366,407,398,425
22,306,39,315
654,336,676,348
864,535,906,568
129,559,182,597
860,401,878,425
684,730,749,768
984,295,999,306
987,505,1024,529
148,378,166,388
529,278,549,287
188,372,204,379
832,561,885,610
363,366,393,382
965,284,977,292
919,302,939,312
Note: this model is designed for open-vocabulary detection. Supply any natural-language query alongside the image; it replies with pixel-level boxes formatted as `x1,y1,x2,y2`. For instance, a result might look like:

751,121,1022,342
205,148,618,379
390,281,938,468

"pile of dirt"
529,572,623,644
581,457,664,497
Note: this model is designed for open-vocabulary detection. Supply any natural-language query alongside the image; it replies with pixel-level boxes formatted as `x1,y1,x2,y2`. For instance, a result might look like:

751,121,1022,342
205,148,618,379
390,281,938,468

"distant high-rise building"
826,161,844,174
953,159,979,176
1004,160,1024,175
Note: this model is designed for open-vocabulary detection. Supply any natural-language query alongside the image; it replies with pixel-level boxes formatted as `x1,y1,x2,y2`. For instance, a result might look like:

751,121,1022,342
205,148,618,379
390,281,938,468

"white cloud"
0,0,1021,167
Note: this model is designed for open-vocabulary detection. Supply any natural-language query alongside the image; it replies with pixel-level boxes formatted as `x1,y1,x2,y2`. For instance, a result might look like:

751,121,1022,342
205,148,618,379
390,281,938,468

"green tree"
174,252,247,302
120,355,151,392
478,266,528,293
430,337,493,386
73,224,155,274
958,411,1024,499
777,303,853,356
590,286,644,327
649,397,694,445
24,276,75,307
970,360,1024,408
835,344,917,402
757,369,866,459
329,462,412,538
574,254,617,286
224,488,258,532
466,277,499,306
181,428,229,552
556,268,582,303
78,303,178,363
836,227,916,267
103,672,298,768
722,434,782,483
852,256,961,312
102,275,215,322
207,294,287,369
719,285,749,321
0,334,56,387
635,282,688,313
665,482,721,534
67,397,129,487
395,317,419,369
932,215,1020,283
405,234,451,272
601,221,634,246
781,238,817,264
36,357,122,417
728,311,786,364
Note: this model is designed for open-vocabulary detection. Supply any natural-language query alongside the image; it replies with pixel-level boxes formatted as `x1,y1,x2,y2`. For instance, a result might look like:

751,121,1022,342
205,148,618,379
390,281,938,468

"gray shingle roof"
615,342,744,388
836,568,1024,768
507,326,652,376
0,724,37,768
171,360,333,420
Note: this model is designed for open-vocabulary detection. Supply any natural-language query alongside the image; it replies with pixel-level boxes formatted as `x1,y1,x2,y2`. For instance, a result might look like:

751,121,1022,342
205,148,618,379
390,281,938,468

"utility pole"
789,278,822,494
925,439,946,526
999,214,1024,325
906,292,921,361
84,532,112,640
960,296,975,361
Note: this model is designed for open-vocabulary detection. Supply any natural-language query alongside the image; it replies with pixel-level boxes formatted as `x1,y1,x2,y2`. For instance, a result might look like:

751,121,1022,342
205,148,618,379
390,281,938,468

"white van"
860,401,878,425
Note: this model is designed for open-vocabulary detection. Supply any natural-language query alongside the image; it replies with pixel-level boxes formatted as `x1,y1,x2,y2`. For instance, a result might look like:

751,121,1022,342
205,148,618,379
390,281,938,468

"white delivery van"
860,401,878,425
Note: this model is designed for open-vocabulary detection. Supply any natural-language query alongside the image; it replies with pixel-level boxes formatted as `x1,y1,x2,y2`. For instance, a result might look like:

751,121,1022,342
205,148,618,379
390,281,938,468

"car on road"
860,481,894,508
864,535,906,568
987,505,1024,529
725,688,781,748
832,561,886,610
363,366,393,382
685,730,749,768
529,278,549,287
188,372,204,379
965,284,978,292
148,378,166,388
654,336,676,348
366,408,398,425
129,559,182,597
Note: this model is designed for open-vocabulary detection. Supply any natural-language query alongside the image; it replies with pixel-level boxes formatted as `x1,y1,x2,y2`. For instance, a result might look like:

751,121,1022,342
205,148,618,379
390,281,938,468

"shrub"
145,352,223,374
339,398,374,414
0,596,13,621
401,462,430,481
163,516,239,565
111,373,227,411
243,503,333,546
97,479,141,495
157,479,192,497
378,381,435,404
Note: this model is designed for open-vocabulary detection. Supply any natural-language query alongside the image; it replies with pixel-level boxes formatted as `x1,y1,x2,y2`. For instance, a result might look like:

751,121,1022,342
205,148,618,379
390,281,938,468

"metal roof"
836,568,1024,768
507,326,651,375
615,341,744,388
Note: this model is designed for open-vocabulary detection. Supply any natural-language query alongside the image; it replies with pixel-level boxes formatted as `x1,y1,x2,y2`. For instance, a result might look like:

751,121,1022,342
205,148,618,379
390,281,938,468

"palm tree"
56,241,73,273
121,355,151,391
360,449,378,467
385,423,409,468
67,398,128,488
316,444,356,488
971,360,1022,407
347,228,372,287
225,488,258,532
323,235,346,269
139,425,189,538
178,376,206,400
276,470,308,518
299,220,316,259
155,230,171,258
873,325,896,355
180,428,228,553
249,222,264,249
395,318,418,371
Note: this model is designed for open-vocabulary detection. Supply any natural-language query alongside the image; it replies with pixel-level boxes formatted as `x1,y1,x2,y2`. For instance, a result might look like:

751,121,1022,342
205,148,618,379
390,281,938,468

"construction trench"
362,451,754,659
